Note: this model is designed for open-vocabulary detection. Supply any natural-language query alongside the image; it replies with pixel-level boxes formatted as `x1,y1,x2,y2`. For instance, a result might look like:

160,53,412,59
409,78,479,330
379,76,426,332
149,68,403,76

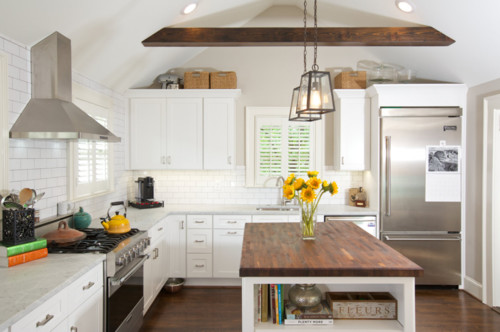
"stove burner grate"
47,228,141,254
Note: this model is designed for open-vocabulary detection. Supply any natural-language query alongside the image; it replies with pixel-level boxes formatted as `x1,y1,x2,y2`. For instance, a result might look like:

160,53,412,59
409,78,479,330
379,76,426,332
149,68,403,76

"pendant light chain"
303,0,307,73
312,0,319,71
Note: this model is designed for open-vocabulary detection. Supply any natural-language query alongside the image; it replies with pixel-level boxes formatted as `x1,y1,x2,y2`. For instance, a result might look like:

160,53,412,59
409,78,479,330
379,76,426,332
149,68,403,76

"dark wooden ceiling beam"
142,26,454,47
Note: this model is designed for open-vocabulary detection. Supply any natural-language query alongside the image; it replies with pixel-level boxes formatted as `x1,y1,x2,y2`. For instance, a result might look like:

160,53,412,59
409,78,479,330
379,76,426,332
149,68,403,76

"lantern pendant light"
289,0,335,122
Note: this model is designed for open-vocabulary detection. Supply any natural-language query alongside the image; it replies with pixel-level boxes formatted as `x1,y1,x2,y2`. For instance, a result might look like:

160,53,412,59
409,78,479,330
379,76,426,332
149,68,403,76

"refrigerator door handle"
385,136,391,216
383,235,461,241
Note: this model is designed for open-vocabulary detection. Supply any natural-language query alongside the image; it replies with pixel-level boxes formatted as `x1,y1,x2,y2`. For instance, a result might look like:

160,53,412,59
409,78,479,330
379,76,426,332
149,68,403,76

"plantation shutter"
255,116,314,186
287,123,312,175
72,97,112,198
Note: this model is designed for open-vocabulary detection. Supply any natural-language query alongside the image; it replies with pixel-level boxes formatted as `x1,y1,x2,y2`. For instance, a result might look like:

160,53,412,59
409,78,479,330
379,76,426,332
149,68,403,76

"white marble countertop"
0,203,375,330
92,203,378,231
0,253,105,331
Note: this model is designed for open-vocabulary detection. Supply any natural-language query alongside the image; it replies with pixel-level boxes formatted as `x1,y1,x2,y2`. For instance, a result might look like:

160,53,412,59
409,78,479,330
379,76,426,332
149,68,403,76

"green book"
0,238,47,257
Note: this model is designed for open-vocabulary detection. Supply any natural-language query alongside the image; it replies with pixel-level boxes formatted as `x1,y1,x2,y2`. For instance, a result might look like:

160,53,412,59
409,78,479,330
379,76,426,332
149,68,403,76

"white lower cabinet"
213,229,244,278
144,219,168,314
10,262,104,332
167,214,187,278
187,253,213,278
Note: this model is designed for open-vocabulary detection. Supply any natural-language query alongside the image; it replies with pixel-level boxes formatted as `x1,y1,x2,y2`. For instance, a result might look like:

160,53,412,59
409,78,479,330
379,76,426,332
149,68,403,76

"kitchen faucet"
276,176,291,206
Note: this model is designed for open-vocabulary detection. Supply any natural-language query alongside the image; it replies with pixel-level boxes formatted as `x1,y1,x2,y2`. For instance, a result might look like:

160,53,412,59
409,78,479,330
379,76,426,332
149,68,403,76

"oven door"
107,255,148,332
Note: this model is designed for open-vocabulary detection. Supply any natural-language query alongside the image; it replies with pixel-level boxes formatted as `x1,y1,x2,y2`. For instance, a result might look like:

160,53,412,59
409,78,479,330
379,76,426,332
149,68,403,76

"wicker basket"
184,71,210,89
210,71,237,89
334,71,367,89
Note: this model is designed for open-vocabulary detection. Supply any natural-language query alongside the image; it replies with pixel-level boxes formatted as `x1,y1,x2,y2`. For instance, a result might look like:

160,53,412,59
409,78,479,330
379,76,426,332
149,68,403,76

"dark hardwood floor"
141,287,500,332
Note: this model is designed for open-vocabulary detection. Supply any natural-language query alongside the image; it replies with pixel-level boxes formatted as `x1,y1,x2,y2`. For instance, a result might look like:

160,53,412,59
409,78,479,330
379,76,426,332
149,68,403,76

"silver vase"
288,283,322,309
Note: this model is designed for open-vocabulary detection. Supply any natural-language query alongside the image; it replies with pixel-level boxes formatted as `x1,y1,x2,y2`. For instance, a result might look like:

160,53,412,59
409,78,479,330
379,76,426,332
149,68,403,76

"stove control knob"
116,257,125,266
128,249,136,260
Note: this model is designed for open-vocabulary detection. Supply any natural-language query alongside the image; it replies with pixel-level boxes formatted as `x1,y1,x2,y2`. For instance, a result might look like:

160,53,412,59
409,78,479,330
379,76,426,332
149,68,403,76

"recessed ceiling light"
395,0,415,13
182,2,198,15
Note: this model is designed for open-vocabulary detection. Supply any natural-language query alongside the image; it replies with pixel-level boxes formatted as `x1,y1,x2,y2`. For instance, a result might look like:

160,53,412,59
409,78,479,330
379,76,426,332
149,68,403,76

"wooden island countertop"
239,221,423,278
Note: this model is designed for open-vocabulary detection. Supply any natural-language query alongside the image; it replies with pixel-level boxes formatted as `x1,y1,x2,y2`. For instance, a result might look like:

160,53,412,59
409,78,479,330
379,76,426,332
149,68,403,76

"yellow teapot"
101,201,131,234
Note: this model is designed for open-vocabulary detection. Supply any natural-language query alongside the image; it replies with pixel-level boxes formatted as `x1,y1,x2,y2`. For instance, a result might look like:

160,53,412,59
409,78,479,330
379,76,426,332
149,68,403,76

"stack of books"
0,238,48,267
256,284,334,326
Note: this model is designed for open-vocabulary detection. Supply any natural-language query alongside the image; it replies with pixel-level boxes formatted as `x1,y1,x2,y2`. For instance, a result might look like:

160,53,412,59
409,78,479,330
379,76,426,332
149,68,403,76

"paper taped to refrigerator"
425,145,461,202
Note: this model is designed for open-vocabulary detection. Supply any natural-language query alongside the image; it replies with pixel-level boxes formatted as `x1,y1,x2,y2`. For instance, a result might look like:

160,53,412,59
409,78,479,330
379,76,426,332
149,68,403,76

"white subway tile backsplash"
11,54,28,71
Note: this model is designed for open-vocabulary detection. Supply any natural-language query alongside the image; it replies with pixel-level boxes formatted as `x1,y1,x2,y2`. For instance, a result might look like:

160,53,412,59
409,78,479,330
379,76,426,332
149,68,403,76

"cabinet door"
187,253,212,278
144,237,167,314
204,98,235,169
130,98,166,169
167,215,187,278
153,239,167,296
187,229,212,254
166,98,203,169
333,90,370,170
66,288,103,332
213,229,244,278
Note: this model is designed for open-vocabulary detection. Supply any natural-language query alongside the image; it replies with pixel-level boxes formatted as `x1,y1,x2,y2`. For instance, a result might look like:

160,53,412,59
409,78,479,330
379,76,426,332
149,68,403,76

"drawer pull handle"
36,314,54,327
228,231,238,235
180,220,184,230
227,221,237,224
82,281,95,290
158,227,163,231
194,240,205,243
70,327,78,332
195,264,205,268
195,220,205,224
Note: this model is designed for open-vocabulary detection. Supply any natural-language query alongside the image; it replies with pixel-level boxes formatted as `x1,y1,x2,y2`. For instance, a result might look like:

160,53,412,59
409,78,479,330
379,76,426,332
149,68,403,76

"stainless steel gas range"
48,227,150,332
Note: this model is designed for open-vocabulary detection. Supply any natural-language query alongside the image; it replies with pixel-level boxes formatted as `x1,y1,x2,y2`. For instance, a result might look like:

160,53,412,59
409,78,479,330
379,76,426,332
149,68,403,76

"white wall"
1,33,130,221
464,78,500,299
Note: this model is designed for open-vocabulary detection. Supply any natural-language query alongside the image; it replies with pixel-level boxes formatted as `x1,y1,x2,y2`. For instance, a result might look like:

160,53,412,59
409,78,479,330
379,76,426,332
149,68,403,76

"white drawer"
66,262,104,314
11,291,64,332
252,215,289,223
148,219,167,244
213,215,250,229
187,229,212,253
187,253,212,278
187,215,213,229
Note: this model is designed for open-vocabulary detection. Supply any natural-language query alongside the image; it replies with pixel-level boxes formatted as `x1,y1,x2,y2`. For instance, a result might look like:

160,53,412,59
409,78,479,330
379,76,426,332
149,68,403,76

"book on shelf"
262,284,268,322
284,300,334,325
258,284,262,322
277,284,283,325
285,300,333,319
0,248,48,267
0,238,47,257
270,284,276,324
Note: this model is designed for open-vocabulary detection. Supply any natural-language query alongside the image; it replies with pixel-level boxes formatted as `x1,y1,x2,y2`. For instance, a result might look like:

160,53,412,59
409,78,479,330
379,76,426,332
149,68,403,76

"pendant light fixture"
289,0,335,122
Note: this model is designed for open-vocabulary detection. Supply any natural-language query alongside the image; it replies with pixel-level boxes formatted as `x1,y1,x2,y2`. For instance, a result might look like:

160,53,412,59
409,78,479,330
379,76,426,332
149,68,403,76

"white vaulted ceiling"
0,0,499,92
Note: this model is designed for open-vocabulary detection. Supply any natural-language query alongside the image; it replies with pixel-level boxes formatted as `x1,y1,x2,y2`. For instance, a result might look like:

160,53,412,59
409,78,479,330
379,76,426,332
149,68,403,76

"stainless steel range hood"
9,32,120,142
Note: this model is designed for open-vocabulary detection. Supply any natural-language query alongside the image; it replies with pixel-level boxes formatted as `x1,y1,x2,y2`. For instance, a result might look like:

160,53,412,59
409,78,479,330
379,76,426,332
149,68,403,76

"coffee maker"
129,176,164,209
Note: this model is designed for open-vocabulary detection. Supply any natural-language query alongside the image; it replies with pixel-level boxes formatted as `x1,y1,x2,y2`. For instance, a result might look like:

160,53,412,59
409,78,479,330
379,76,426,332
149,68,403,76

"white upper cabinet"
129,98,166,169
165,98,203,169
204,98,235,169
333,89,371,171
128,89,240,170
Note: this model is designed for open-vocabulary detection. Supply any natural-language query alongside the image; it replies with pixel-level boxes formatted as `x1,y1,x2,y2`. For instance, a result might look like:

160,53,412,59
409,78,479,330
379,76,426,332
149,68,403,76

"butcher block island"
239,221,423,332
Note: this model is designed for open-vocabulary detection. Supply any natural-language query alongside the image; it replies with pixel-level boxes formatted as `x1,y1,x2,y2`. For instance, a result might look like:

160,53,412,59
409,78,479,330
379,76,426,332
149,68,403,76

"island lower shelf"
241,276,415,332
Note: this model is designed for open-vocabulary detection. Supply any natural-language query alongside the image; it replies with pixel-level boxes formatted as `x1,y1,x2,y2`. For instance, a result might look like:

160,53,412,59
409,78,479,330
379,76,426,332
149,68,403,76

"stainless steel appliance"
129,177,164,209
380,107,462,285
324,215,377,237
47,227,150,331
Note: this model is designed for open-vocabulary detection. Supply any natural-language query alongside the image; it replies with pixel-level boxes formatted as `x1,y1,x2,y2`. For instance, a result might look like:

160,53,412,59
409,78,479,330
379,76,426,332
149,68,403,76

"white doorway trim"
0,52,8,190
482,94,500,306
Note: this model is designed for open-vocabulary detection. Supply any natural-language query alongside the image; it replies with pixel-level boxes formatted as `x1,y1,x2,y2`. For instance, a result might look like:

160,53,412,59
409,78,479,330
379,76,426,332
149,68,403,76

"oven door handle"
110,254,149,287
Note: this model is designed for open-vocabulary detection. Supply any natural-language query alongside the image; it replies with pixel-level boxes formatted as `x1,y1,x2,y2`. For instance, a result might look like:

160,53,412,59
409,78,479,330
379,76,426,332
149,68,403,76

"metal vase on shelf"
288,283,322,309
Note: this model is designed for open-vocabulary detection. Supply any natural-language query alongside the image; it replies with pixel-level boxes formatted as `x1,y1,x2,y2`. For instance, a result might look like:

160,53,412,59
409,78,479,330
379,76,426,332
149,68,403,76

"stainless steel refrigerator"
380,107,462,285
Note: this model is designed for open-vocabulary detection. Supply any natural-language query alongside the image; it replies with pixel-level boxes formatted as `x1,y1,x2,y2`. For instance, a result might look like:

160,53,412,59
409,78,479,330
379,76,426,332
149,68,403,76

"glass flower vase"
299,203,317,240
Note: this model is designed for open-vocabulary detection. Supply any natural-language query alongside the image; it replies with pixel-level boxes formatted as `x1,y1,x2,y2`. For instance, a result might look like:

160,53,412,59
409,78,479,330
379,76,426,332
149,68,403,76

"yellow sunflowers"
282,171,339,239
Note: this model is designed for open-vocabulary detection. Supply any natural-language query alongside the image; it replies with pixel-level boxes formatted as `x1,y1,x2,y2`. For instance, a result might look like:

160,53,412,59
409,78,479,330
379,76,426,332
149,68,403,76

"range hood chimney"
9,32,120,142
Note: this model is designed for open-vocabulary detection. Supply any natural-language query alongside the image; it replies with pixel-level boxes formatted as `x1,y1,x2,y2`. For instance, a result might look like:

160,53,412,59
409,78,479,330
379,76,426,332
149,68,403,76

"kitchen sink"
256,205,299,211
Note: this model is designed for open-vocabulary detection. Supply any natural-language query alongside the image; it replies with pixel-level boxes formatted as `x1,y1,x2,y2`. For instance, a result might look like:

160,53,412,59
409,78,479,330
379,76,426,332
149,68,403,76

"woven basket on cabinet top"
210,71,237,89
184,71,210,89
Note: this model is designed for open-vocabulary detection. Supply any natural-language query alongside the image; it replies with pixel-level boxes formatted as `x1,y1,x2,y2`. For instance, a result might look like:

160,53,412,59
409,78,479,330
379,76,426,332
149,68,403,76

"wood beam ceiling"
142,27,454,47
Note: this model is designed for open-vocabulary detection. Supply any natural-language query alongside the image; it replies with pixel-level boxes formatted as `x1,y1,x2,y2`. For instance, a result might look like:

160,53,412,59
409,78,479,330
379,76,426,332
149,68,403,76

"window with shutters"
246,107,323,187
69,84,114,199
